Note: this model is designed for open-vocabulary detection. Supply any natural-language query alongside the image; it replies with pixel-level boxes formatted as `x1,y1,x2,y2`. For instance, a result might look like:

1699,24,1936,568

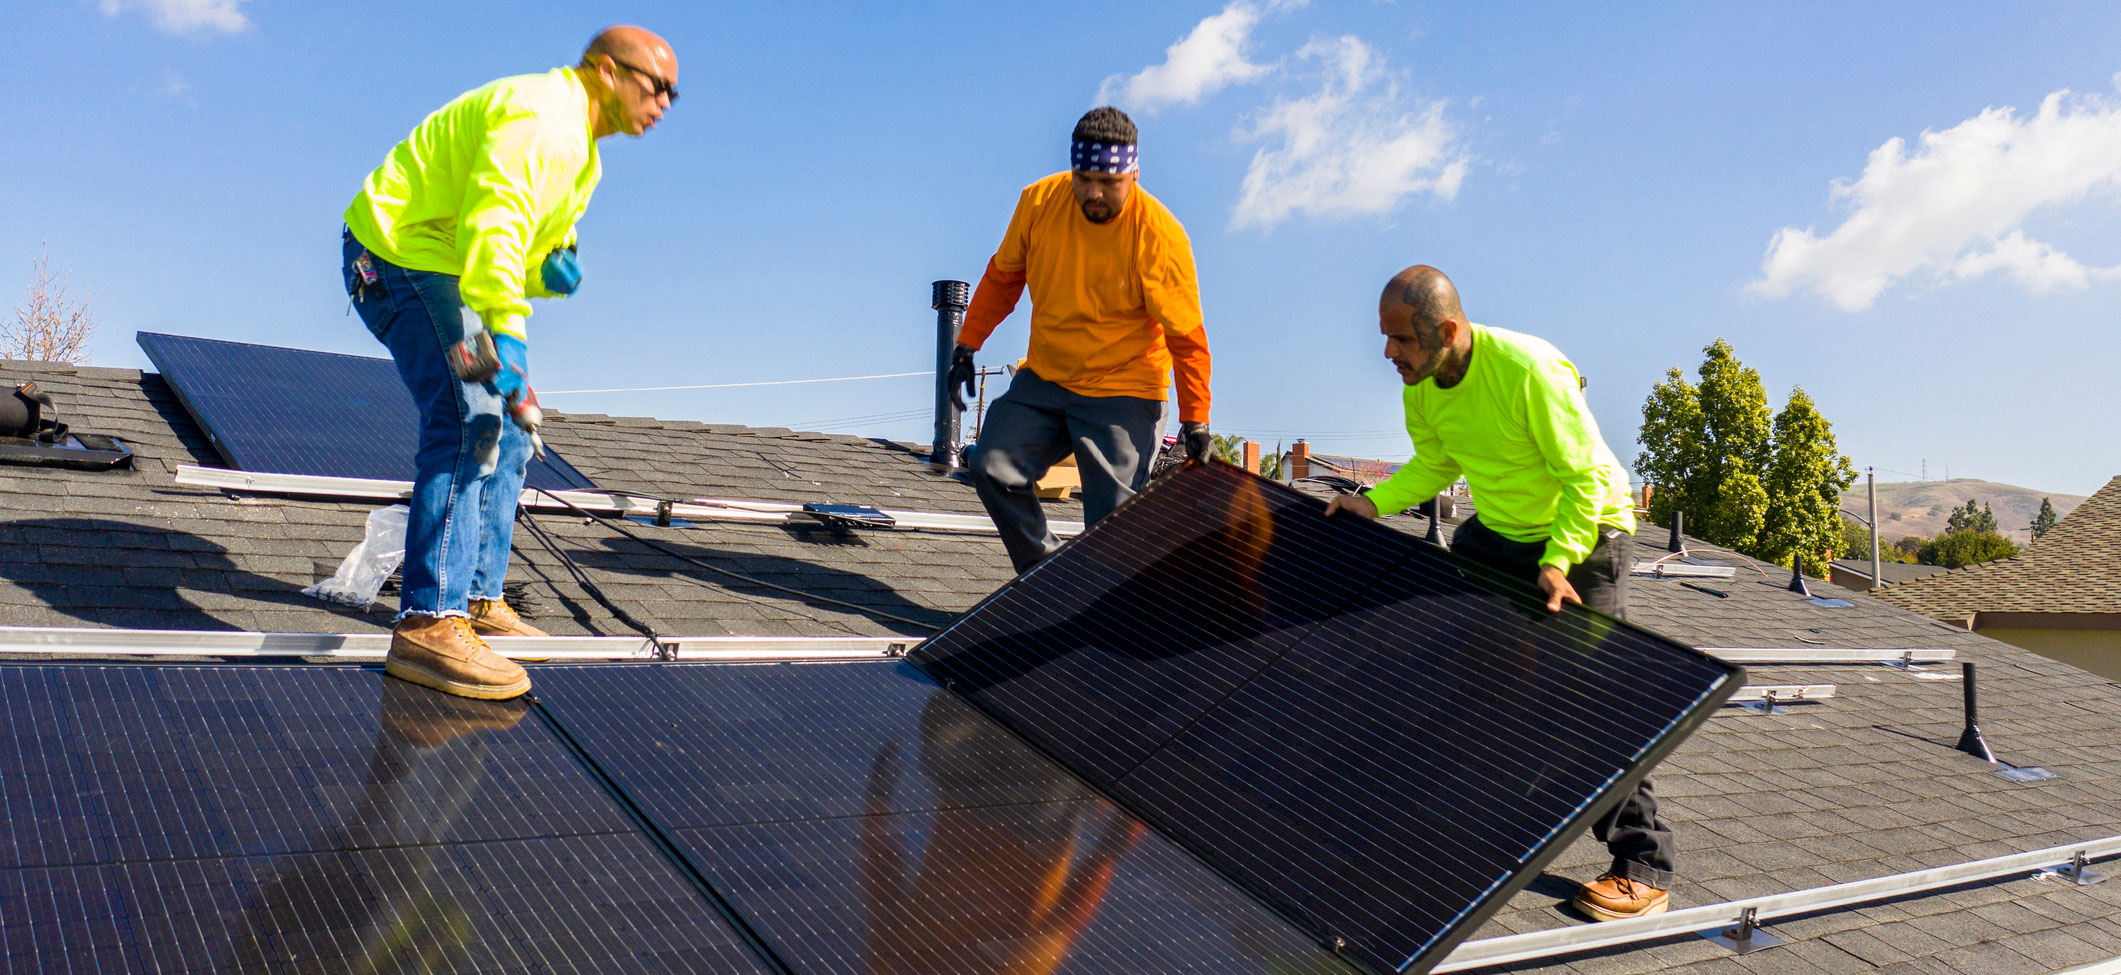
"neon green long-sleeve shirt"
1366,324,1636,572
344,67,601,342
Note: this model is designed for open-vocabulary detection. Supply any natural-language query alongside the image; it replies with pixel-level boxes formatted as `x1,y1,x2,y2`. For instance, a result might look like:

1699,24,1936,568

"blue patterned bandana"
1070,140,1139,174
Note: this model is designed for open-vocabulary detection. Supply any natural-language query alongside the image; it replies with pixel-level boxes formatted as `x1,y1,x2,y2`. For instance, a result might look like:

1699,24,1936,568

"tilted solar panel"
138,331,596,491
0,665,772,973
909,462,1742,974
534,661,1358,975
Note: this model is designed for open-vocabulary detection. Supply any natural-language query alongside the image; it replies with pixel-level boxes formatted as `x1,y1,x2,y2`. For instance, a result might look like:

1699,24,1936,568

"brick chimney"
1290,440,1310,480
1639,484,1654,510
1241,440,1261,475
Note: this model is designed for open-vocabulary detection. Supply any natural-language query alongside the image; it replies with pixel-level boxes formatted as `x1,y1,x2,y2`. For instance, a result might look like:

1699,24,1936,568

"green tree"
1838,514,1876,563
1637,339,1851,568
1757,387,1858,568
1211,433,1246,465
1890,536,1925,562
1635,339,1771,552
1918,531,2019,568
1944,499,1998,535
2030,497,2058,540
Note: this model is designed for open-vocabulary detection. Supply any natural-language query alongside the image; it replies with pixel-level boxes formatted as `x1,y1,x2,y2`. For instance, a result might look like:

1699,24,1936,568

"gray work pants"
970,369,1166,572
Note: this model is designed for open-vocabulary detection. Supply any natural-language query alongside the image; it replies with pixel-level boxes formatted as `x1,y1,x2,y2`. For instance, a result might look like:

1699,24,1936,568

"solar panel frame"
908,463,1742,974
138,331,596,491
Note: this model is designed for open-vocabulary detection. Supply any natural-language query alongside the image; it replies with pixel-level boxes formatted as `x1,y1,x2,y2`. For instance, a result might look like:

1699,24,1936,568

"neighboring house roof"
6,355,2121,975
1306,452,1403,484
1831,558,1951,586
1872,476,2121,625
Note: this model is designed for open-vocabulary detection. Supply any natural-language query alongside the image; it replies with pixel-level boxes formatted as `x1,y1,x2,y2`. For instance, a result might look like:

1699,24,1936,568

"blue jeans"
342,230,532,621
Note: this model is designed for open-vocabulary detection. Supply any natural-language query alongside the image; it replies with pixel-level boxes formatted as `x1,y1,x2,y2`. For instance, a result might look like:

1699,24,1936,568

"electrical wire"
524,485,943,633
513,508,672,656
540,371,928,395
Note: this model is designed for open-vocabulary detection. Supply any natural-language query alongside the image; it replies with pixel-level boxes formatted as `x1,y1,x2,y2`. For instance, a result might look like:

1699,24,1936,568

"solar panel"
908,463,1742,974
138,331,596,491
0,665,773,974
533,661,1355,975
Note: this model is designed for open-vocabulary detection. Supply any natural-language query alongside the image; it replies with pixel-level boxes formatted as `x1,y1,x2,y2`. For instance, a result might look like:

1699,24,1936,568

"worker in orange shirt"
951,107,1214,572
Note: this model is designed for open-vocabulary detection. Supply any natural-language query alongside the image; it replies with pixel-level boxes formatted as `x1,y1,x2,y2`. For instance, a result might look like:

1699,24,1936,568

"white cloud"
100,0,249,34
1230,36,1468,230
1751,80,2121,311
1096,0,1302,112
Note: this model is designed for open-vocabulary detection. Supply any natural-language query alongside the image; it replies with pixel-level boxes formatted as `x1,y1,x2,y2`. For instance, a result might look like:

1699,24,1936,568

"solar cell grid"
0,833,773,974
532,660,1096,828
909,463,1740,974
137,332,596,491
0,666,628,868
537,660,1358,975
0,664,778,974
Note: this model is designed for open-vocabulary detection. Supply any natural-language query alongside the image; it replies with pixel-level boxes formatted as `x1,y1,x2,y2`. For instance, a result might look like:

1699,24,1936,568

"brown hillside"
1841,478,2086,547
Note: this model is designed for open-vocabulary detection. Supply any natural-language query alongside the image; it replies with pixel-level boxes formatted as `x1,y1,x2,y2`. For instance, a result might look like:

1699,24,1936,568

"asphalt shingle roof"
1873,476,2121,624
5,355,2121,975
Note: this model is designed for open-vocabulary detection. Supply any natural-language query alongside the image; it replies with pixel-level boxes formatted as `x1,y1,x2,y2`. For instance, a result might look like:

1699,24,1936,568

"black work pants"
1449,516,1677,887
969,370,1166,573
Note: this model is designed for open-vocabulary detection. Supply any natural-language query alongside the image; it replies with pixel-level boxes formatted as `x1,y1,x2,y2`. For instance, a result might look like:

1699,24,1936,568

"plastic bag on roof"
302,504,409,609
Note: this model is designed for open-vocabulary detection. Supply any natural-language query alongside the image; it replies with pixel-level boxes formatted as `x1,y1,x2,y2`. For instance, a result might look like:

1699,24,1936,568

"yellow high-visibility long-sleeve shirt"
1366,324,1636,571
344,67,600,342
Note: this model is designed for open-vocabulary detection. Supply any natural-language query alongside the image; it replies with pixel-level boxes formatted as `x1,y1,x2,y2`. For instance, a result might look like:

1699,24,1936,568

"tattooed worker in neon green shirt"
1326,264,1671,924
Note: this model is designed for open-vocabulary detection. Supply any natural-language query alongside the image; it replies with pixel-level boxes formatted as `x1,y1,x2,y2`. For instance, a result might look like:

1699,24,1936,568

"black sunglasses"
609,56,678,103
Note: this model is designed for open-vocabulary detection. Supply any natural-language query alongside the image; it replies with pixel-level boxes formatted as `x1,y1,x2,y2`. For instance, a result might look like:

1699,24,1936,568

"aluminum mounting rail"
1726,684,1835,703
0,626,914,661
2056,954,2121,975
1631,562,1739,579
172,465,1083,537
1701,647,1955,665
1433,834,2121,972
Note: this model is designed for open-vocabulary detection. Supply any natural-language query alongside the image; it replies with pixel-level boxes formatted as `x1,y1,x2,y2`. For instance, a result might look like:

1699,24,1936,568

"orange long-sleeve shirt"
958,172,1212,423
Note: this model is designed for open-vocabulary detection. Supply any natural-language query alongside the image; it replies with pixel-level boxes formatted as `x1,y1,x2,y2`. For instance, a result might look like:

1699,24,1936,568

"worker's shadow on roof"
584,535,962,631
0,517,382,631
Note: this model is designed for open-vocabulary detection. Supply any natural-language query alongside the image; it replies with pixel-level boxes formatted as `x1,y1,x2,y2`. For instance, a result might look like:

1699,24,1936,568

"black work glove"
1181,421,1214,463
946,344,977,411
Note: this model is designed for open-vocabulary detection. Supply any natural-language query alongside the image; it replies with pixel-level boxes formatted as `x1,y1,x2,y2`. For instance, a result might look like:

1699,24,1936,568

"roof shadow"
1,516,382,631
584,534,960,632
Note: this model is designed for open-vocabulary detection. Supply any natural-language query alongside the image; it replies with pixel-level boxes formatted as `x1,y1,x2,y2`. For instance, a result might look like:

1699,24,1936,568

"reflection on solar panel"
138,331,596,491
0,666,772,974
910,463,1741,974
534,661,1355,975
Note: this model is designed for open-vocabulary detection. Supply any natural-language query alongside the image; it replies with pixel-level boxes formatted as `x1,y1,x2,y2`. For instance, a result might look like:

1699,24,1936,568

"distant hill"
1841,479,2086,547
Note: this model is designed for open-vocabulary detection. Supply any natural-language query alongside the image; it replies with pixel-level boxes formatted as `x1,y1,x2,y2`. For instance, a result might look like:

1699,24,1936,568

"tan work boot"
468,598,547,637
386,614,531,701
1573,873,1670,922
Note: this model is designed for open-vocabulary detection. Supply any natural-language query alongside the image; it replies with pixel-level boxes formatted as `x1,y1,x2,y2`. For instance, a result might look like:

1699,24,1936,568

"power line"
541,371,929,395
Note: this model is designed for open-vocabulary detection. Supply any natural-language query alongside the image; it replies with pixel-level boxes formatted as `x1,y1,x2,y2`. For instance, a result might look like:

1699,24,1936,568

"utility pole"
971,366,1006,440
1868,466,1881,588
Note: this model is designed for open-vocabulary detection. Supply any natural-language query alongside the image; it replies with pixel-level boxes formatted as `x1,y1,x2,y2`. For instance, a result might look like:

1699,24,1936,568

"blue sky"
7,1,2118,496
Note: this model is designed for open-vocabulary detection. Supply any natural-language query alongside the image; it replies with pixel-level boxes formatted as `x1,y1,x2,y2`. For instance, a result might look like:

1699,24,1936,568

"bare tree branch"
4,244,96,363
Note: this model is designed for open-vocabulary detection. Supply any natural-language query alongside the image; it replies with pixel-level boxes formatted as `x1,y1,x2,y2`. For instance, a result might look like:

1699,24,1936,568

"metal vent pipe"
930,280,971,469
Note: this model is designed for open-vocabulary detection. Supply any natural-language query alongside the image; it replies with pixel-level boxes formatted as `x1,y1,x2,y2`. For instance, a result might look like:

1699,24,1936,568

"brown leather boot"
386,614,531,701
468,598,547,637
1573,873,1670,922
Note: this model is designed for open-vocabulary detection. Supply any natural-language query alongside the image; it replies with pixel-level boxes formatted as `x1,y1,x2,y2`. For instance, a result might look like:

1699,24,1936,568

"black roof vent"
0,382,133,470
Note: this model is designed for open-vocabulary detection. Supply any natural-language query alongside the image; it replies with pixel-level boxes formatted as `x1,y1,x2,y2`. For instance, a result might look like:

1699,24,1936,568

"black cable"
524,485,942,633
513,508,672,657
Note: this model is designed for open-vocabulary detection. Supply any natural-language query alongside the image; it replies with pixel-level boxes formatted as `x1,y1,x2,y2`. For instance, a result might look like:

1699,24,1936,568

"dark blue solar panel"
534,661,1355,975
909,463,1741,974
138,331,596,491
0,665,774,974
